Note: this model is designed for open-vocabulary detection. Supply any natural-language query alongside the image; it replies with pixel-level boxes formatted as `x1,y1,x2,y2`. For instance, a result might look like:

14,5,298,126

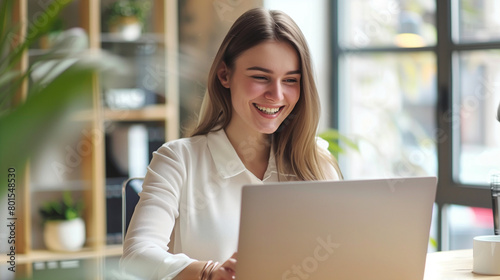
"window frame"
329,0,496,251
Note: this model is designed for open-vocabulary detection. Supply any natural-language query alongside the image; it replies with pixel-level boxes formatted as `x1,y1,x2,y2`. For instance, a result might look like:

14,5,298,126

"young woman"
120,7,341,280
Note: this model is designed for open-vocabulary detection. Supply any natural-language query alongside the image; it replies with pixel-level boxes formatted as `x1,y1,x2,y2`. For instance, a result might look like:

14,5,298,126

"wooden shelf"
31,179,88,192
72,104,172,122
104,104,169,121
101,33,164,44
7,1,179,278
2,245,122,265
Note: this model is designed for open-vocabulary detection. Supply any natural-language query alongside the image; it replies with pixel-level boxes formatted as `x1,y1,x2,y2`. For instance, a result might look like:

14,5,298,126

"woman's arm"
174,253,237,280
172,261,206,280
120,143,195,279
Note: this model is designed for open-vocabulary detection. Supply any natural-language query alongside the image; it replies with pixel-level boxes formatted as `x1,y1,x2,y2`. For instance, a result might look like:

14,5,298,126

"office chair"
121,177,176,253
121,177,144,242
497,101,500,122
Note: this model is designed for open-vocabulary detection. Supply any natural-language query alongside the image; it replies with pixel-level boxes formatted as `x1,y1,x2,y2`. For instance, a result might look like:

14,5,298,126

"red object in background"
472,207,494,228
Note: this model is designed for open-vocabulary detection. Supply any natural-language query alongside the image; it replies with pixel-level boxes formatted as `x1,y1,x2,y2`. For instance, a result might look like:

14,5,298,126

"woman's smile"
253,103,284,116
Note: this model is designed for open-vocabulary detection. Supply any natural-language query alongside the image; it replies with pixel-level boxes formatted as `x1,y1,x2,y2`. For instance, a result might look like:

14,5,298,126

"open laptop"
236,176,437,280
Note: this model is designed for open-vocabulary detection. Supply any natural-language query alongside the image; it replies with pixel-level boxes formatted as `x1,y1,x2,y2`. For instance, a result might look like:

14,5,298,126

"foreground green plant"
0,0,124,196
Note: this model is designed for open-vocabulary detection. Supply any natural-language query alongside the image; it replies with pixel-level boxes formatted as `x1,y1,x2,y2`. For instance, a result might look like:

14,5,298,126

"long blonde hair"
190,8,341,180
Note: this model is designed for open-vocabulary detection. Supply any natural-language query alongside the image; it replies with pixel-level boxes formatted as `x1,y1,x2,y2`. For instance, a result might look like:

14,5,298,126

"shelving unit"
4,1,179,279
3,245,123,265
104,104,171,121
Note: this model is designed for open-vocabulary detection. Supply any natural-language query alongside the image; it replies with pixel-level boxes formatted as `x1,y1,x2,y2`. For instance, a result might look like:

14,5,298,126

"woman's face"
219,40,301,136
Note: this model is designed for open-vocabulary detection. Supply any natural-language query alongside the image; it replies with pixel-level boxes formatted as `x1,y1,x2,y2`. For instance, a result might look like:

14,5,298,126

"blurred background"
1,0,500,279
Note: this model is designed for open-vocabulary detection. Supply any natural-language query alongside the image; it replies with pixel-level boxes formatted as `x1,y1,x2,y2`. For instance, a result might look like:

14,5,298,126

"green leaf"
63,190,74,208
39,191,83,222
0,65,93,153
0,0,126,198
0,0,14,59
429,237,438,250
5,1,73,71
318,129,359,157
0,70,22,107
0,65,93,197
65,208,78,220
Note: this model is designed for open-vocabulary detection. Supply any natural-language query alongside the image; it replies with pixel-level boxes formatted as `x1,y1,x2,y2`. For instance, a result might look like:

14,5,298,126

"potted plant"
104,0,152,41
39,191,86,252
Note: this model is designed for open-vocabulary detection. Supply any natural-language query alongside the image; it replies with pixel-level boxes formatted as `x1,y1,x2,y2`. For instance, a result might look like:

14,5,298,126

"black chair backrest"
122,177,144,241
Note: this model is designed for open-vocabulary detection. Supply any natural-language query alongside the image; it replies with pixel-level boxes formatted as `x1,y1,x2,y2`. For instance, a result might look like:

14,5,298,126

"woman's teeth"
255,104,280,114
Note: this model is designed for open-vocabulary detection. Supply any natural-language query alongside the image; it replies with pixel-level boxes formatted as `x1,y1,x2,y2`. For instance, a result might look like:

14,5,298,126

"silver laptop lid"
236,176,437,280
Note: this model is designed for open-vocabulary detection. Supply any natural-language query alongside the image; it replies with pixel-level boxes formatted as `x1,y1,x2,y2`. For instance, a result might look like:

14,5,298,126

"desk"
424,249,500,279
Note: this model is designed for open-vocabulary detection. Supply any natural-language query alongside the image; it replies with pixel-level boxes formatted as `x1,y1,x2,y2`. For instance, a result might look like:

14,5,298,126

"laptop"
235,176,437,280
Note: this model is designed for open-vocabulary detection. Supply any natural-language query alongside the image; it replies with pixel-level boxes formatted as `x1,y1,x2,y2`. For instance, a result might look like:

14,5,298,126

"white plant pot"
43,218,86,252
109,16,142,41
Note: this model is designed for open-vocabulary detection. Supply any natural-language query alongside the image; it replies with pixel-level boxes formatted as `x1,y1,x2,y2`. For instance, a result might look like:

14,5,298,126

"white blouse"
120,129,340,279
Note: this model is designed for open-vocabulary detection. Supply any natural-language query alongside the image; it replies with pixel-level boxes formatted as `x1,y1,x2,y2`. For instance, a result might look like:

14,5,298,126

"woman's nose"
265,81,284,101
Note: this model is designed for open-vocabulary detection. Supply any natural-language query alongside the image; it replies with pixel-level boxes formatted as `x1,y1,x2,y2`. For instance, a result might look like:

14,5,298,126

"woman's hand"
210,252,237,280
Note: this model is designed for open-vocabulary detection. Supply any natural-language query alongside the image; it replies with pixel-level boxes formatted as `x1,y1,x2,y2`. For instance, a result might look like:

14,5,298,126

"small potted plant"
40,191,85,252
104,0,152,41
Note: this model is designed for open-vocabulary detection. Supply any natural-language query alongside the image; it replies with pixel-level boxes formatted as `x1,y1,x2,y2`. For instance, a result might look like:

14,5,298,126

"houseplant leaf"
0,0,126,197
318,129,359,157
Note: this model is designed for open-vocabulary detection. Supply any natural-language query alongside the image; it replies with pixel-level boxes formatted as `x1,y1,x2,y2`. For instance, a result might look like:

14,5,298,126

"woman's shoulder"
158,134,208,156
315,136,329,151
315,137,342,181
165,134,207,146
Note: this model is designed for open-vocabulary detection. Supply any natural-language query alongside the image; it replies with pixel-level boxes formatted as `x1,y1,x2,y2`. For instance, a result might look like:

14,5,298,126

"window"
455,50,500,185
332,0,500,250
335,0,438,181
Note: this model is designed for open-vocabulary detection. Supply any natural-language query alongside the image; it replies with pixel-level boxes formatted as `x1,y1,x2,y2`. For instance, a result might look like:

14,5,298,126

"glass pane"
339,52,437,179
429,203,438,253
455,50,500,185
339,0,436,48
445,205,494,250
453,0,500,43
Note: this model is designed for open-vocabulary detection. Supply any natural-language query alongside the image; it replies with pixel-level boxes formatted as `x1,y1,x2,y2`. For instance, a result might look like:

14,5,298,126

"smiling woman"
120,7,341,280
219,41,300,135
217,40,301,179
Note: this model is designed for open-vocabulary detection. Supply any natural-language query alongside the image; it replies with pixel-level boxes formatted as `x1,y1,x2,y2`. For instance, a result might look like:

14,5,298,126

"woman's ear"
217,62,231,88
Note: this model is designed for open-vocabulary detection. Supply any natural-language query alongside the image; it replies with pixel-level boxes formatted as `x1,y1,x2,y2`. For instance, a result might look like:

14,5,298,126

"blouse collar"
206,129,283,180
207,129,247,179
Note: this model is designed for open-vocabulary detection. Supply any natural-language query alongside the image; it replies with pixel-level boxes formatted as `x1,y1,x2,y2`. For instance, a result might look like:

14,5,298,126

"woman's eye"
284,78,298,83
252,76,267,81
